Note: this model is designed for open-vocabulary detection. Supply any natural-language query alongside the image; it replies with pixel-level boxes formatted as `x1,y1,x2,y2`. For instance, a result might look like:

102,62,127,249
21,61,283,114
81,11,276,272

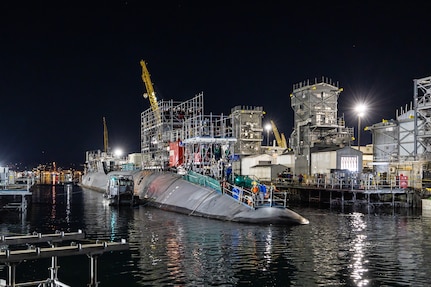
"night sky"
1,1,430,170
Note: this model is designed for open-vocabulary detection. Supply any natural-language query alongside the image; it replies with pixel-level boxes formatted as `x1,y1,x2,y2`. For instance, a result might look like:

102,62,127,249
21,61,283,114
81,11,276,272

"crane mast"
140,60,161,125
103,117,109,153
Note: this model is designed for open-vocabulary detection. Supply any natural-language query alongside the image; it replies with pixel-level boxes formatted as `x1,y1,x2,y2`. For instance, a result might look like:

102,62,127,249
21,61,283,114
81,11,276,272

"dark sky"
1,1,430,170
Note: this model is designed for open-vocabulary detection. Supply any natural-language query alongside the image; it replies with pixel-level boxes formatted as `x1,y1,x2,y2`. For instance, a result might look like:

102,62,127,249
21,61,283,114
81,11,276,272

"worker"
298,174,304,185
251,182,259,206
258,184,266,204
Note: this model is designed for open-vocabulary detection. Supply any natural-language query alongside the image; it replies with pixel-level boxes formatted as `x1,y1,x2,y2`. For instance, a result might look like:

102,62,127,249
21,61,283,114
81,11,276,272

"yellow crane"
140,60,161,125
270,120,287,148
103,116,109,153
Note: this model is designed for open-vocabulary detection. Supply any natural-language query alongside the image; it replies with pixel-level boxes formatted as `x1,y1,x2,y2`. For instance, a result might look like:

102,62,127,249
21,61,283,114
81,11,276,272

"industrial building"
367,75,431,190
139,59,431,192
139,76,363,186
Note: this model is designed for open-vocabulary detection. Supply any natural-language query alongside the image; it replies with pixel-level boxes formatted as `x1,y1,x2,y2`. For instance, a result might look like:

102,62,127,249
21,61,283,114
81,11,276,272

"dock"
0,230,129,287
275,180,422,209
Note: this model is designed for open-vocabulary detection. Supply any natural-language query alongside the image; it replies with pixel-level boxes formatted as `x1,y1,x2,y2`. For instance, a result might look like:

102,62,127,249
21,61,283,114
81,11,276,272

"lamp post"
265,123,272,146
355,104,366,151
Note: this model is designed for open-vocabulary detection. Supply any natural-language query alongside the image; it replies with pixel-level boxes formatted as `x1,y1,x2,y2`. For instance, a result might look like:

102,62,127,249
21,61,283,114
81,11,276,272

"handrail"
221,182,288,208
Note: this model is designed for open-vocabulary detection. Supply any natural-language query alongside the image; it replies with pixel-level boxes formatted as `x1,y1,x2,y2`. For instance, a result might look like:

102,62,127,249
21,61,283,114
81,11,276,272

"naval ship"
80,147,309,225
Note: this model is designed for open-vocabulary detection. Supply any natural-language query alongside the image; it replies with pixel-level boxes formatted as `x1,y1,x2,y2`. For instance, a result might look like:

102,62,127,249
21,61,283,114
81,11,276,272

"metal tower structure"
414,75,431,161
289,77,353,175
230,106,264,155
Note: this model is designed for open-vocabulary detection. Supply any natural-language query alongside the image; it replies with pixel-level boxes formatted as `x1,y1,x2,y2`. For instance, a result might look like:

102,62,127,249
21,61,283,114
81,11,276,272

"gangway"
0,230,129,287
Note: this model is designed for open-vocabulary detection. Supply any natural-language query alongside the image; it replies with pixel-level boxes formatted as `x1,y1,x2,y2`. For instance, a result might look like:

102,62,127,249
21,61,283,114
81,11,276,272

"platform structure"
0,189,32,213
0,230,129,287
284,184,419,209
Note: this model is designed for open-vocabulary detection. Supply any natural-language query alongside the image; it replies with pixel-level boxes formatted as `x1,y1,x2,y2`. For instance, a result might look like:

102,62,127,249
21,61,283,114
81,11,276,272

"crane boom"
270,120,287,148
140,60,161,124
281,133,288,149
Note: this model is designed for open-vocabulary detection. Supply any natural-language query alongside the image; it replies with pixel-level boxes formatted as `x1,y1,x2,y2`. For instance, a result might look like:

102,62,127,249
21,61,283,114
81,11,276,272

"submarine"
80,167,309,225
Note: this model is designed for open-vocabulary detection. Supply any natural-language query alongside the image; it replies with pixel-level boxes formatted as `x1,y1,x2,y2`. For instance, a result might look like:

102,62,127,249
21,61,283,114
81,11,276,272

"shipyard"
80,69,431,212
2,63,431,286
2,1,431,286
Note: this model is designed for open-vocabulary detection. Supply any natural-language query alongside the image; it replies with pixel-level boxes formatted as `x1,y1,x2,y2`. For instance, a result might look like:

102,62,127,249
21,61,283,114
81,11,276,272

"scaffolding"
230,106,264,155
140,93,204,168
140,93,236,179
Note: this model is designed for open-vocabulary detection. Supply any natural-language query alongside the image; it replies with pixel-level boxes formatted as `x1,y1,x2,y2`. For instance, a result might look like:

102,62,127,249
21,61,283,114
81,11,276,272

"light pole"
265,123,272,146
355,104,366,151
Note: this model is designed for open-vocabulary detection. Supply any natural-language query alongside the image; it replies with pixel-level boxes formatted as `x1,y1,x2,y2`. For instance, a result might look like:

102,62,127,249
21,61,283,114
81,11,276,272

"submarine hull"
136,172,309,225
81,171,309,225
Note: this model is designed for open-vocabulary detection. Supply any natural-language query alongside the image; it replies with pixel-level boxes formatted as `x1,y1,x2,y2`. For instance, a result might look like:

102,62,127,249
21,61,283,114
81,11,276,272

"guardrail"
221,182,288,209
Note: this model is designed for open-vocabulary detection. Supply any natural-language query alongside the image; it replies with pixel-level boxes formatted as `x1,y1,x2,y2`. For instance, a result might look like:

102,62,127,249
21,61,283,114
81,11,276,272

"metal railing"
314,177,413,191
221,182,288,209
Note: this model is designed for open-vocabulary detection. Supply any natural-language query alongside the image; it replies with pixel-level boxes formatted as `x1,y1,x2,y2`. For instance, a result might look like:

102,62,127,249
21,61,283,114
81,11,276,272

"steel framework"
140,93,236,178
414,76,431,160
289,77,353,175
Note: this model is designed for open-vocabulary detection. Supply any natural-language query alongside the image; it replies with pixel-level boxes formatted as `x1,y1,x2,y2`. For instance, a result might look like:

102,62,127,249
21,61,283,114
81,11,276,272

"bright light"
265,123,272,132
356,104,366,117
265,123,272,146
114,149,123,157
355,103,367,152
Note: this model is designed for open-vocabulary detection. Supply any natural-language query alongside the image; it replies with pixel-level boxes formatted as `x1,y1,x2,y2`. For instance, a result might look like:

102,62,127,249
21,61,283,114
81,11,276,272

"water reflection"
348,212,369,287
3,186,431,286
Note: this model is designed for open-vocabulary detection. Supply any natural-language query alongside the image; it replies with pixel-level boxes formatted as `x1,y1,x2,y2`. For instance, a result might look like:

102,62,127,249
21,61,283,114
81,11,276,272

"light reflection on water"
0,185,431,286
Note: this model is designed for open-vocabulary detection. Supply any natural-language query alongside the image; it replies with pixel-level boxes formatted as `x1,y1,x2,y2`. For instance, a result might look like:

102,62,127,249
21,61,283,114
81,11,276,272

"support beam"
0,230,84,246
0,241,129,263
88,255,99,287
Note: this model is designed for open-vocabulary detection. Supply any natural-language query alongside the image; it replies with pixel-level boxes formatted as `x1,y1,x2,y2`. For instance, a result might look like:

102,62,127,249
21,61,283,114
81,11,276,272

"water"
1,184,431,286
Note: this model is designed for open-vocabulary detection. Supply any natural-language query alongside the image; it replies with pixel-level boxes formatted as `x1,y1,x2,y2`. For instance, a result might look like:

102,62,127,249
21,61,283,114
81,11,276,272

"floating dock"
0,230,129,287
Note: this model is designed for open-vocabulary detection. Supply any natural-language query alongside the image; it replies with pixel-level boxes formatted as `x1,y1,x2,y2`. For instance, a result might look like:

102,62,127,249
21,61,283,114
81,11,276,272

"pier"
0,230,129,287
275,178,422,209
